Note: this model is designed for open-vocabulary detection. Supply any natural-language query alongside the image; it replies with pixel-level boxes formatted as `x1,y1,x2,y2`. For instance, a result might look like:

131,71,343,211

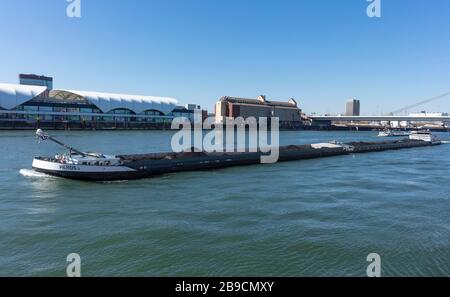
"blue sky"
0,0,449,114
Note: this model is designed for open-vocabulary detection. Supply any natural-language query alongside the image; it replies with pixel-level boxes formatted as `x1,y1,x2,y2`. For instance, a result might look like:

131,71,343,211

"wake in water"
101,180,129,184
441,140,450,144
19,169,54,179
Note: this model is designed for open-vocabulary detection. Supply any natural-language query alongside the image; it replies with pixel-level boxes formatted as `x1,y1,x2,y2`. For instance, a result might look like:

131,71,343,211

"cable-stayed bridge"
309,91,450,123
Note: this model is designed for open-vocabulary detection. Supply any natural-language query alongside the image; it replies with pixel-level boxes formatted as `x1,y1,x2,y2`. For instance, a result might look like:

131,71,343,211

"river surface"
0,130,449,276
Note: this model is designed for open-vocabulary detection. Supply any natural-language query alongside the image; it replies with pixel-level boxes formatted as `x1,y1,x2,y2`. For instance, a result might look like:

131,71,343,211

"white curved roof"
53,89,178,115
0,83,47,109
0,84,179,114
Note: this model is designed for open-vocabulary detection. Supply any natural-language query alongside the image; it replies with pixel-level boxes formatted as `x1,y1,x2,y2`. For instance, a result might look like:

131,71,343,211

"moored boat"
378,129,411,137
409,130,441,144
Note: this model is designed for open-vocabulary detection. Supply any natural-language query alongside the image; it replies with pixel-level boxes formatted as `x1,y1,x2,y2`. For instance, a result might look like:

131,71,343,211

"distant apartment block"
19,74,53,90
346,99,360,116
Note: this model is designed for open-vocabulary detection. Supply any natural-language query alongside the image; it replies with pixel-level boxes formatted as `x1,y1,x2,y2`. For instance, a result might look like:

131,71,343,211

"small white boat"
378,129,411,137
409,131,441,144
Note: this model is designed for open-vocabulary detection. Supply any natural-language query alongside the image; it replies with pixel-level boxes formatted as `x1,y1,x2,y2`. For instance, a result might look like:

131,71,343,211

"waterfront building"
345,99,360,116
409,111,450,127
0,83,200,130
215,95,303,128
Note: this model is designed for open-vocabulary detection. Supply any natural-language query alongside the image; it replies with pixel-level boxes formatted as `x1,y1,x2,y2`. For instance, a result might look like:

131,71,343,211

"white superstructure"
409,131,440,143
32,129,136,175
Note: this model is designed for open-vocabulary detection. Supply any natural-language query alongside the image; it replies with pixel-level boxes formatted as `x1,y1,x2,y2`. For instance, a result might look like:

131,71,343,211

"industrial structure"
215,95,303,128
0,75,204,129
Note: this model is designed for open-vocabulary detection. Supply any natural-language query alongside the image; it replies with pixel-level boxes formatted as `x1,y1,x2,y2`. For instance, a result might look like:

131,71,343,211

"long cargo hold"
30,130,442,182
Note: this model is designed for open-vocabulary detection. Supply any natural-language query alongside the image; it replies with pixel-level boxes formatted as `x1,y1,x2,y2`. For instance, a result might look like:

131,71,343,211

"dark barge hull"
33,139,440,182
32,167,145,181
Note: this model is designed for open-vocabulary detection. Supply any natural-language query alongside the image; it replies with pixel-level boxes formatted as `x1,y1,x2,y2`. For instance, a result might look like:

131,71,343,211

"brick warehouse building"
215,95,303,129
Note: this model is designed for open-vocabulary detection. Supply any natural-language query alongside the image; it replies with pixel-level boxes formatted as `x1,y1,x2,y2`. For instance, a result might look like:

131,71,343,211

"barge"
31,129,441,182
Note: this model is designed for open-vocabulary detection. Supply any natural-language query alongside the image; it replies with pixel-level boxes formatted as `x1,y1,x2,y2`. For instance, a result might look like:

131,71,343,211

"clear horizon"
1,0,449,115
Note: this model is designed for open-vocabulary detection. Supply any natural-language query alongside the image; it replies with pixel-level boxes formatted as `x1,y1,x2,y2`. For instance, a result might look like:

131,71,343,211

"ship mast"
36,129,87,157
